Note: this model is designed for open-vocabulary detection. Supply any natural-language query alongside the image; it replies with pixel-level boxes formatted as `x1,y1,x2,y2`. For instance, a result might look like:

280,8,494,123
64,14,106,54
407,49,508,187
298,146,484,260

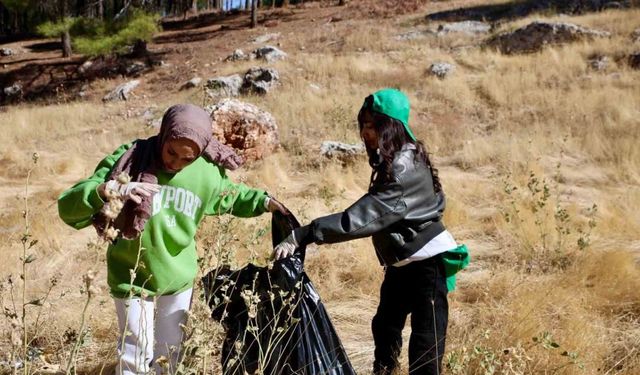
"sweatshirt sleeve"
205,170,268,217
57,143,132,229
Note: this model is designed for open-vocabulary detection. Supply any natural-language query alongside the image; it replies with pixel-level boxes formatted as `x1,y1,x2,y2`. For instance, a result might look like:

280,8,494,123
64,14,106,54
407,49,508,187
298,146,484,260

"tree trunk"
131,39,148,57
283,0,289,7
338,0,345,5
191,0,198,13
245,0,250,9
98,0,104,18
62,31,73,57
251,0,257,28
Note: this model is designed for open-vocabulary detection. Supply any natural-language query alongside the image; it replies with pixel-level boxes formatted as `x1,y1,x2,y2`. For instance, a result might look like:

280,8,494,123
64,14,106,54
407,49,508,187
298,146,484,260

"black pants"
372,256,449,375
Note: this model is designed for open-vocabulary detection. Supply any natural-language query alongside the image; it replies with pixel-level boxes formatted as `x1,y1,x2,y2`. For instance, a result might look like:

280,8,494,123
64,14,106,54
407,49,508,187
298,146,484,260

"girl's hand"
103,180,161,204
273,232,298,260
266,196,290,215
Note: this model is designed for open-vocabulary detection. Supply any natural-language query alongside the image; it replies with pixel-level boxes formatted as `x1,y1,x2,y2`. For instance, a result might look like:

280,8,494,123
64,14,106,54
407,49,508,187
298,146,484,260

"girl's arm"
57,143,131,229
205,171,269,218
295,180,407,246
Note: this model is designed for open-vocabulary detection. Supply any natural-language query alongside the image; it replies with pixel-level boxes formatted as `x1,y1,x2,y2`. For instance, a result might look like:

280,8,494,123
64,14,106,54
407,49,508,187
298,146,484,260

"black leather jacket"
295,145,446,266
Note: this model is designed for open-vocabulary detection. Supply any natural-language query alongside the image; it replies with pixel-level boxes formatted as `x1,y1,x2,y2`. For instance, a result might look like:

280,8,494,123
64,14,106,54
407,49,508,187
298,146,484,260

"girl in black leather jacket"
274,88,468,375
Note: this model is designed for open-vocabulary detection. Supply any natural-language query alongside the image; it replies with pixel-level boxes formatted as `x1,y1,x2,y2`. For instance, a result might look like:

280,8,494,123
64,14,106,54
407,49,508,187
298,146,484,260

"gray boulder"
102,80,140,102
429,62,456,79
253,45,287,62
320,141,365,164
1,48,14,56
437,21,491,35
486,21,610,54
241,67,280,95
206,74,243,98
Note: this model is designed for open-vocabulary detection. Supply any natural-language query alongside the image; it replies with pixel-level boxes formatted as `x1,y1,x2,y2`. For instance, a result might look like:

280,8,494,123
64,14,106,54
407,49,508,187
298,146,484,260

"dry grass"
1,2,639,374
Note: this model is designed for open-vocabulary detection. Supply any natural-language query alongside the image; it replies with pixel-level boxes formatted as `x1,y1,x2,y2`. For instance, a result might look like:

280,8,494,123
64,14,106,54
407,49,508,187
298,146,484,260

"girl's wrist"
263,195,272,211
97,183,107,200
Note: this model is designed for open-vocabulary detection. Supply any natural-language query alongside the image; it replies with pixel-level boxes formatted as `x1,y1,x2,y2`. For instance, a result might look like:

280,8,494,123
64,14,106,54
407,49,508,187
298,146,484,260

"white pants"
114,288,192,375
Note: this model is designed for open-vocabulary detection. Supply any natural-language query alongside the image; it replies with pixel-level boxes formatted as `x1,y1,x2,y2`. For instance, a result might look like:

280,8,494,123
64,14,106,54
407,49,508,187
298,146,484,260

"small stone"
225,49,248,62
253,45,287,62
429,62,456,79
3,83,22,97
125,61,146,76
0,48,14,56
588,54,609,71
180,77,202,90
78,60,93,75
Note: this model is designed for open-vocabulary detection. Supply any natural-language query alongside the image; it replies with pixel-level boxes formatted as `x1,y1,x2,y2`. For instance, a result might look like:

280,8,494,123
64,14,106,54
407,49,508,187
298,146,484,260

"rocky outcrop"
102,80,140,102
485,21,610,54
207,99,279,162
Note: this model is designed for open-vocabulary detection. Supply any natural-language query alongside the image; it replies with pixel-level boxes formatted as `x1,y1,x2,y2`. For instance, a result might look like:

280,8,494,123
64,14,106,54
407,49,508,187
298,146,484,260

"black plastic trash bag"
202,211,356,375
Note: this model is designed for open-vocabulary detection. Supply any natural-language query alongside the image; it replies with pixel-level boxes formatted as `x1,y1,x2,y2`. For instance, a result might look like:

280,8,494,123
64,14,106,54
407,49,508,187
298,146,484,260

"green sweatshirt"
58,142,268,298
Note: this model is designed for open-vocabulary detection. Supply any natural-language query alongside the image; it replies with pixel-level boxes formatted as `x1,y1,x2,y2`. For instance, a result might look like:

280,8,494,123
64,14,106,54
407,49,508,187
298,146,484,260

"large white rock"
207,99,279,162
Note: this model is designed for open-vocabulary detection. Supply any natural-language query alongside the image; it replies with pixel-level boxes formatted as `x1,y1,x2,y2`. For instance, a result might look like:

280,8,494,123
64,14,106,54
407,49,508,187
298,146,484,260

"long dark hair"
358,96,442,193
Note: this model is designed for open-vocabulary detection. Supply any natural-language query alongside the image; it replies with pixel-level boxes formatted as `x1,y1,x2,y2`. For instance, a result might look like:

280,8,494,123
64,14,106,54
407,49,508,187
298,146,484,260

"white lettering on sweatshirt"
152,186,202,220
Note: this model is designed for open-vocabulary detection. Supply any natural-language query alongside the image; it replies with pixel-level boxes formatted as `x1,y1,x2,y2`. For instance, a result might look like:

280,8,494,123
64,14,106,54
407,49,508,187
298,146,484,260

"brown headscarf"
93,104,243,240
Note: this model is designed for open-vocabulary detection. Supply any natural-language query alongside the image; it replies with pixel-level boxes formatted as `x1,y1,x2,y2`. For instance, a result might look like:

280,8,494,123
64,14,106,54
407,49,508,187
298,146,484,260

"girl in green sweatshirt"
58,104,286,374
